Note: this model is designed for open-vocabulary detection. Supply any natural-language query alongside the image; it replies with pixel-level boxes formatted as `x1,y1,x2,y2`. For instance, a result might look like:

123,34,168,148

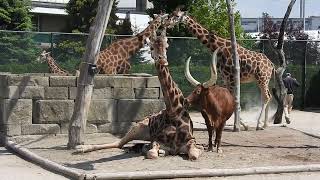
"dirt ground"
17,126,320,174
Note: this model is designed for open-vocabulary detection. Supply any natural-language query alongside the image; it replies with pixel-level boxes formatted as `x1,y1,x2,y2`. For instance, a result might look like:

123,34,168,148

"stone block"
33,100,74,124
113,88,135,99
97,123,111,133
19,86,44,99
23,73,45,77
0,124,21,136
69,87,112,100
117,99,165,122
44,87,68,99
135,88,160,99
60,123,97,134
147,76,161,87
0,99,32,125
113,76,133,88
0,75,8,87
21,124,60,135
88,100,116,124
50,76,76,87
110,121,133,135
93,76,114,88
7,75,49,86
0,86,20,99
131,77,147,88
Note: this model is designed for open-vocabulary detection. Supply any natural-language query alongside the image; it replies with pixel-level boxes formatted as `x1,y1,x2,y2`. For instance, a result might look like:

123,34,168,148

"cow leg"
75,118,150,153
201,111,214,151
215,122,225,153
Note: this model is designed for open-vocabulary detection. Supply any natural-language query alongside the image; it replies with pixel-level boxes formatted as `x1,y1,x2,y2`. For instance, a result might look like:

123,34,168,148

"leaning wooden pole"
226,0,240,132
68,0,114,149
273,0,296,124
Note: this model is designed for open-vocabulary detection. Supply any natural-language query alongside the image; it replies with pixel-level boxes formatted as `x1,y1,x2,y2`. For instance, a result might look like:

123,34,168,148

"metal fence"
0,30,319,109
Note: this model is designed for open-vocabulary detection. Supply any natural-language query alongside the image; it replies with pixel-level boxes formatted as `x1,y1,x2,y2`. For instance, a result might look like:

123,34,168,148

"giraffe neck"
184,15,226,51
155,63,184,116
46,56,67,74
137,16,162,41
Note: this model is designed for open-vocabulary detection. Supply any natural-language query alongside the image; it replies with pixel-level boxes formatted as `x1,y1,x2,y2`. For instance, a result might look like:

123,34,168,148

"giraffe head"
147,28,169,66
169,7,188,25
184,48,220,104
37,50,50,63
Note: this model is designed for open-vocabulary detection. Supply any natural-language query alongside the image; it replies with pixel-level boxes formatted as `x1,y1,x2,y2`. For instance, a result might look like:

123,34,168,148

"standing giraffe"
39,51,70,75
170,9,275,130
95,14,169,74
74,27,203,160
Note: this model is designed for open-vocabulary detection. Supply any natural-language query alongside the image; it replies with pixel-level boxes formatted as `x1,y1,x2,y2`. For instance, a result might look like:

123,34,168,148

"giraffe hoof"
146,149,159,159
217,148,223,154
256,126,264,131
74,145,87,153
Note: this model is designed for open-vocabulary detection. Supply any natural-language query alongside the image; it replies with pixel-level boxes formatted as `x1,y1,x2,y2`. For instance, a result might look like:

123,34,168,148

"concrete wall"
0,73,165,136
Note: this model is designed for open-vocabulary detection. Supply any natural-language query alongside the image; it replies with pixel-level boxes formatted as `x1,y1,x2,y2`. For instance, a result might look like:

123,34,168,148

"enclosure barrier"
0,73,165,136
5,139,320,180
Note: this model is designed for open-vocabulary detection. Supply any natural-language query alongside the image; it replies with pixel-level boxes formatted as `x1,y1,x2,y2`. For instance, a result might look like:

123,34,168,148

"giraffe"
94,14,170,74
39,50,70,75
170,9,275,130
74,27,203,160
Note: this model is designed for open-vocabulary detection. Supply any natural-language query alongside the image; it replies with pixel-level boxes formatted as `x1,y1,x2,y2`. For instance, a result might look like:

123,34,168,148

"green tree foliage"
118,12,133,35
147,0,243,37
66,0,119,33
0,1,40,66
0,0,32,31
189,0,243,38
146,0,244,66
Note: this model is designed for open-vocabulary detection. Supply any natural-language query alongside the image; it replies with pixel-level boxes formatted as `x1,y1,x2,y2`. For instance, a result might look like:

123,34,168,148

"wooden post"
273,0,296,124
68,0,114,149
226,0,240,132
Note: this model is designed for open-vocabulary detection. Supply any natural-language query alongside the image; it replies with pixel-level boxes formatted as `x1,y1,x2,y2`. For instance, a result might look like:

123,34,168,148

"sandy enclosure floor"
17,127,320,173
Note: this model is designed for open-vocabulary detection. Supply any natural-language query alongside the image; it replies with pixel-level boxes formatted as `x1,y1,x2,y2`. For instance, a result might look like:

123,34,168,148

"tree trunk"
226,0,241,132
68,0,114,149
273,0,296,124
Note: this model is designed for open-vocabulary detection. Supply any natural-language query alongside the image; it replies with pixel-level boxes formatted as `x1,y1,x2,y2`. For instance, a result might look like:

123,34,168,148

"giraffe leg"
180,139,204,161
75,118,150,153
146,141,160,159
256,84,271,130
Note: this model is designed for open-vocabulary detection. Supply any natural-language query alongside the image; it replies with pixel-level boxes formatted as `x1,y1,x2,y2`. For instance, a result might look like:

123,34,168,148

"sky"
235,0,320,18
117,0,320,32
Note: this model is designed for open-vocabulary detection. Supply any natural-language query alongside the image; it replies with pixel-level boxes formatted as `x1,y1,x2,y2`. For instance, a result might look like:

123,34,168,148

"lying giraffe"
170,8,275,130
75,27,203,160
39,50,70,75
94,14,170,74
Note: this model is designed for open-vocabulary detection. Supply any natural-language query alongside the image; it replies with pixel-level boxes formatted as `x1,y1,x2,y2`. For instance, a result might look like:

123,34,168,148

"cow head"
185,48,220,106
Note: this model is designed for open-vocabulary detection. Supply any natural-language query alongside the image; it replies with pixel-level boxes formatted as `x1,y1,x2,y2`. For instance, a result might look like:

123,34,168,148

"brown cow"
185,48,235,153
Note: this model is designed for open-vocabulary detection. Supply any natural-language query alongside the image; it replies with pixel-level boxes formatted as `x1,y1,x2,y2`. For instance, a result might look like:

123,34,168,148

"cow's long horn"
185,56,200,87
203,48,219,88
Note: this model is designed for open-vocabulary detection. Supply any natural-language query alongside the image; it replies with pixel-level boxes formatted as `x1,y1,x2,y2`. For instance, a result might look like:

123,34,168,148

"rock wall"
0,73,165,136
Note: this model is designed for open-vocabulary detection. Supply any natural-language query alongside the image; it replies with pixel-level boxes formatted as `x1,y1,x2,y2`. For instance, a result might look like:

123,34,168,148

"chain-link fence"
0,30,319,109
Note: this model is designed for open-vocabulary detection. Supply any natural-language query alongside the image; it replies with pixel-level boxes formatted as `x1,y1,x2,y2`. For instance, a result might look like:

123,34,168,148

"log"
226,0,241,131
68,0,114,148
85,164,320,180
5,140,85,180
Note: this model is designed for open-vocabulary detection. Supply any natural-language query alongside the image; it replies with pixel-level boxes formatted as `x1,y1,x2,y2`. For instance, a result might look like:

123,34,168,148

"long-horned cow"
185,49,235,152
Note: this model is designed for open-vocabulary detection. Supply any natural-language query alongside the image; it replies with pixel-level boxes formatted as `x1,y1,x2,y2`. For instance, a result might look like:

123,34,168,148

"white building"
241,16,320,33
31,0,153,32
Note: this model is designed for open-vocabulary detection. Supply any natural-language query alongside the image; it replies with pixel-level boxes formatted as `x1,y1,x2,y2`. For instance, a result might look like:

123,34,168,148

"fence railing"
0,30,319,109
